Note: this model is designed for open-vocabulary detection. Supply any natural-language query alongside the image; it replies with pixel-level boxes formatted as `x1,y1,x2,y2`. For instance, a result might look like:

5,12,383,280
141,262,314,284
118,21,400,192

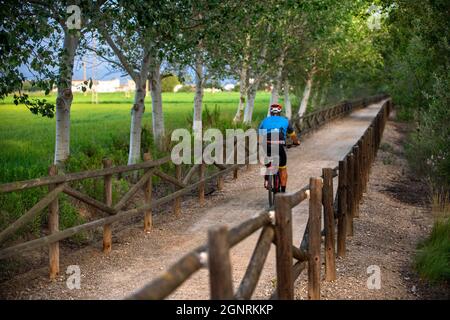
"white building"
223,83,235,91
71,78,121,92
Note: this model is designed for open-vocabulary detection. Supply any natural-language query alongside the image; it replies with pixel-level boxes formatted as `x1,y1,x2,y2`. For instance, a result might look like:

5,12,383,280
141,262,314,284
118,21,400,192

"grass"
0,90,273,240
414,194,450,284
0,91,273,181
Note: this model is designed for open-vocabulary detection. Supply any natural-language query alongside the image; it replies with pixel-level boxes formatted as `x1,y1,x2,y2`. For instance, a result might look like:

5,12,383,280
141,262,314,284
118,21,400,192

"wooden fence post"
357,140,364,203
143,153,153,232
369,124,375,164
199,162,205,204
376,116,379,149
245,135,250,170
308,177,322,300
217,142,226,190
274,193,294,300
364,133,368,185
217,174,224,191
352,145,360,219
347,153,355,236
48,165,60,280
208,225,234,299
372,124,376,161
233,157,239,180
173,164,182,217
337,159,348,257
362,134,368,193
103,159,113,253
322,168,336,281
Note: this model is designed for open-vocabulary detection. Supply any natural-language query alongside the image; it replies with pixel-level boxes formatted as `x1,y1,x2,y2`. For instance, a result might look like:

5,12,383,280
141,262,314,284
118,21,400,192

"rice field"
0,91,273,183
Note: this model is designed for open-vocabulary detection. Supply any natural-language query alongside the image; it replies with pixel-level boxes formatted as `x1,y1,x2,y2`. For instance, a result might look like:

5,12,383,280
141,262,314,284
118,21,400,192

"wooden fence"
127,98,392,300
0,94,389,283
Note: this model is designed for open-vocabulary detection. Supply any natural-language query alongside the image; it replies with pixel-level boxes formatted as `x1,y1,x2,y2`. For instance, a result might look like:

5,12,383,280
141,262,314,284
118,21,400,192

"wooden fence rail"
0,94,390,285
127,98,392,300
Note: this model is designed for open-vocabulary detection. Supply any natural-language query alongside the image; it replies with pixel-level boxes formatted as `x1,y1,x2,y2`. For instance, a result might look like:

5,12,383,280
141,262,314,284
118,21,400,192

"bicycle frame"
266,166,281,208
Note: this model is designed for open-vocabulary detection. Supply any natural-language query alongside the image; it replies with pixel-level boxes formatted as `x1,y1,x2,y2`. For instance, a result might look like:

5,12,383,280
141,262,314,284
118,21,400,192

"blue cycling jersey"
258,115,293,142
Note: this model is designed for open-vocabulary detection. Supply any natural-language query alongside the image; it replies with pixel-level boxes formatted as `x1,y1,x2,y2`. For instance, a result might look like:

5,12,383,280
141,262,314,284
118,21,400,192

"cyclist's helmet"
270,103,282,115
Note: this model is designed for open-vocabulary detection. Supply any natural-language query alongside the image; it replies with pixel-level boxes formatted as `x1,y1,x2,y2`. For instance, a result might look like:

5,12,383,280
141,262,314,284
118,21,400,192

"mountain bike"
265,143,299,208
266,165,281,208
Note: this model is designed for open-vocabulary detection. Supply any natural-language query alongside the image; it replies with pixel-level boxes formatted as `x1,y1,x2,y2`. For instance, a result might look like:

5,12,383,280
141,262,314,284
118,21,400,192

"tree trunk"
267,53,284,115
233,35,250,123
128,80,147,165
243,82,257,124
284,79,292,120
127,51,151,165
268,85,279,116
242,27,269,124
233,63,248,123
54,29,79,166
149,60,165,150
193,57,204,133
297,69,315,119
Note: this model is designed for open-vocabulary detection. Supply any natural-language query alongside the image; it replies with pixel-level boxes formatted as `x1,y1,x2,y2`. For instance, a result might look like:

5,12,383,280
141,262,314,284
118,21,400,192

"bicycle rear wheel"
268,174,274,208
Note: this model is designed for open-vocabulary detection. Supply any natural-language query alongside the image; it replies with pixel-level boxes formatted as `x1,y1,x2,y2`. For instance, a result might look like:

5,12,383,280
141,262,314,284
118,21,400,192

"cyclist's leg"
279,146,288,192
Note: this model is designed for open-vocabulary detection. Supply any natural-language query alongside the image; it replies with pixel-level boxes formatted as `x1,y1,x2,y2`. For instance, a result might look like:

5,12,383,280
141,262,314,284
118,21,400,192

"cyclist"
258,103,300,193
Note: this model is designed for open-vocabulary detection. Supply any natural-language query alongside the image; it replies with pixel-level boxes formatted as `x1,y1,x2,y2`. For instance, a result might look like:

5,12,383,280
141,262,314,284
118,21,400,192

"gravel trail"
0,101,388,299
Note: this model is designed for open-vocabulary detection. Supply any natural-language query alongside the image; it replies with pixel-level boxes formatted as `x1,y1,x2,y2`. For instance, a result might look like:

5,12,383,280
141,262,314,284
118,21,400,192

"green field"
0,91,274,183
0,91,278,239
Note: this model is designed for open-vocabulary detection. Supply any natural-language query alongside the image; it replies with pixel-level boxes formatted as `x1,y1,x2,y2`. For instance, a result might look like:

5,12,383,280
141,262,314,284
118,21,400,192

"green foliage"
0,91,270,241
176,85,195,93
415,216,450,284
376,0,450,192
161,75,181,92
405,70,450,190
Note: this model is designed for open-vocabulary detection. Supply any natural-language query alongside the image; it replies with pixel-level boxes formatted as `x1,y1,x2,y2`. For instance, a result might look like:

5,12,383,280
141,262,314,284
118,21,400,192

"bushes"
415,191,450,284
415,216,450,284
405,69,450,192
176,85,195,93
161,75,181,92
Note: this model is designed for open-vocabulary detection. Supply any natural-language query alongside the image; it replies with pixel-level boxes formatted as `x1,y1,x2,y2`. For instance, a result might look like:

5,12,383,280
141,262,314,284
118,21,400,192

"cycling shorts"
264,143,287,168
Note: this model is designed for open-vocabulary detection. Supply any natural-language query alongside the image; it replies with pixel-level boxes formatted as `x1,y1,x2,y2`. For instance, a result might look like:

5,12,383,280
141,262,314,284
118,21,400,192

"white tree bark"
128,80,146,165
284,79,292,120
128,51,151,165
297,69,315,119
267,53,285,116
242,31,270,124
243,82,257,124
54,29,79,165
149,59,165,149
98,26,151,165
233,34,250,123
193,57,204,133
233,62,248,123
268,86,279,116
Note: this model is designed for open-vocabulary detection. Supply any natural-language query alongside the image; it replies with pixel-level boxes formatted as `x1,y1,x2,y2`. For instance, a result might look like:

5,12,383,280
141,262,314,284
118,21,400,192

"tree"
0,0,104,166
170,1,246,132
91,1,190,162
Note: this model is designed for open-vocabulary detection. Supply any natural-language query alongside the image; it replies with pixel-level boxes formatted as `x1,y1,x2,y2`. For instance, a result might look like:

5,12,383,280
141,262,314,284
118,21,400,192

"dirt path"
0,101,388,300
